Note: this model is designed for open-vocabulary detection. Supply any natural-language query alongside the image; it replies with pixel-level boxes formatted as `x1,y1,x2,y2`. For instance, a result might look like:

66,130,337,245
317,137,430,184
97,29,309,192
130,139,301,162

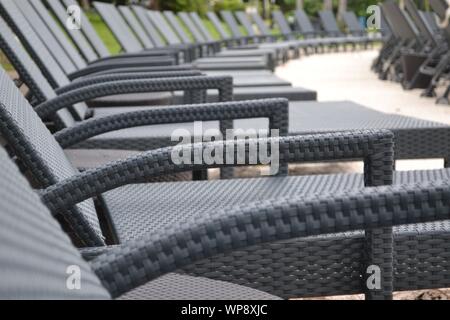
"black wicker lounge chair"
185,10,296,64
374,0,449,95
2,138,450,300
0,145,285,300
341,11,380,46
234,11,307,58
376,1,421,82
93,3,271,71
7,0,200,108
1,13,448,170
46,1,289,80
5,1,318,103
160,9,284,69
14,0,194,76
47,0,188,64
273,10,341,52
177,10,289,62
0,16,245,175
318,10,370,49
1,67,450,299
423,0,450,103
28,0,271,79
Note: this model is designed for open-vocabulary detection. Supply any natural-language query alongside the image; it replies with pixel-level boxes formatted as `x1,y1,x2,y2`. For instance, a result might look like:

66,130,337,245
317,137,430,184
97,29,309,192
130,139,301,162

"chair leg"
436,85,450,105
363,227,394,300
220,119,234,179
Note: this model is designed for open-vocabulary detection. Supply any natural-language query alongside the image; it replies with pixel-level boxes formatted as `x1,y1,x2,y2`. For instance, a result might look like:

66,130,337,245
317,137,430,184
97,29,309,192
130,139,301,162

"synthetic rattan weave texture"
0,146,281,300
90,180,450,298
119,273,280,300
0,69,104,246
0,147,109,299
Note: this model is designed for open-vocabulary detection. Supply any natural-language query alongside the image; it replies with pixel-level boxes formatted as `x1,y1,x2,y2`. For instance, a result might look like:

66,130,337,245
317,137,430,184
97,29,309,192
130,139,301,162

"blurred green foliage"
160,0,208,16
213,0,246,12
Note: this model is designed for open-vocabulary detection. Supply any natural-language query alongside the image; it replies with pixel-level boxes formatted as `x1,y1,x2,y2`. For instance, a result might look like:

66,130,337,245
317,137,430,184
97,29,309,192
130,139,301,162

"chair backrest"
294,9,316,35
163,11,193,44
250,12,272,36
26,0,87,70
430,0,448,21
189,12,216,41
380,10,393,37
118,5,155,49
220,10,244,37
404,0,437,44
0,16,76,128
0,146,110,299
131,5,166,48
93,1,143,53
429,0,450,41
0,1,89,121
423,11,440,34
0,66,105,246
178,12,206,43
342,11,364,33
235,11,257,36
46,0,102,61
0,0,67,89
207,11,230,39
381,1,417,41
147,10,182,45
14,0,77,76
272,11,292,36
318,10,342,35
61,0,111,58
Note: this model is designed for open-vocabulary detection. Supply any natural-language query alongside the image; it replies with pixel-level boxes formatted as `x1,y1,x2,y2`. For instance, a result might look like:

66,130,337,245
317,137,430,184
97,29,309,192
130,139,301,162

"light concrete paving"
276,50,450,123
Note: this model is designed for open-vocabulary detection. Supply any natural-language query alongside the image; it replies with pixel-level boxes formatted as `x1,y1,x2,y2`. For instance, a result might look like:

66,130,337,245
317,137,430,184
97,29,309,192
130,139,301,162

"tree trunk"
337,0,347,21
323,0,333,11
80,0,90,10
296,0,304,9
148,0,160,10
262,0,269,19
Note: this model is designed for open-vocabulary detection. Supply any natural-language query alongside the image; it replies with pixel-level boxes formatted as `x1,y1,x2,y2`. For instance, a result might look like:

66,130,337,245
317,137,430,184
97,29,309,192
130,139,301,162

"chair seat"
101,169,450,298
118,273,281,300
101,168,450,242
74,101,449,161
173,86,317,103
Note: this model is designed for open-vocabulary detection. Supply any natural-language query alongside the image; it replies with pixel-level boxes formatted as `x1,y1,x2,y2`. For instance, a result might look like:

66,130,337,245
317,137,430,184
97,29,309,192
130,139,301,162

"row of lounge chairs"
374,0,450,105
0,0,449,300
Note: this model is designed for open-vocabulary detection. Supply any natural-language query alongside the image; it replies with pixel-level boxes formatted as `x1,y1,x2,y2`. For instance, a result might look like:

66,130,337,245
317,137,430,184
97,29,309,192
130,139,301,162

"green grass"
0,51,13,72
201,19,221,39
200,18,253,39
85,11,122,54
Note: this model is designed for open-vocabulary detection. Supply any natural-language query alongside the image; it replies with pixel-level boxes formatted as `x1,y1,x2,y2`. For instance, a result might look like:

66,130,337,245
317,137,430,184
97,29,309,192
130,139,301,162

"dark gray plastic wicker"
57,0,110,58
0,146,281,300
319,10,369,45
6,2,318,102
0,65,286,243
1,1,182,110
131,5,167,48
2,65,450,298
1,13,448,166
3,143,449,299
46,0,100,62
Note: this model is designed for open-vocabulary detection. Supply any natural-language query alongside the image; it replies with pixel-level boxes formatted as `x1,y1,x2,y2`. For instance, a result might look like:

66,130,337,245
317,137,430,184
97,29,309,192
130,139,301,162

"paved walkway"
276,50,450,123
276,50,450,172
